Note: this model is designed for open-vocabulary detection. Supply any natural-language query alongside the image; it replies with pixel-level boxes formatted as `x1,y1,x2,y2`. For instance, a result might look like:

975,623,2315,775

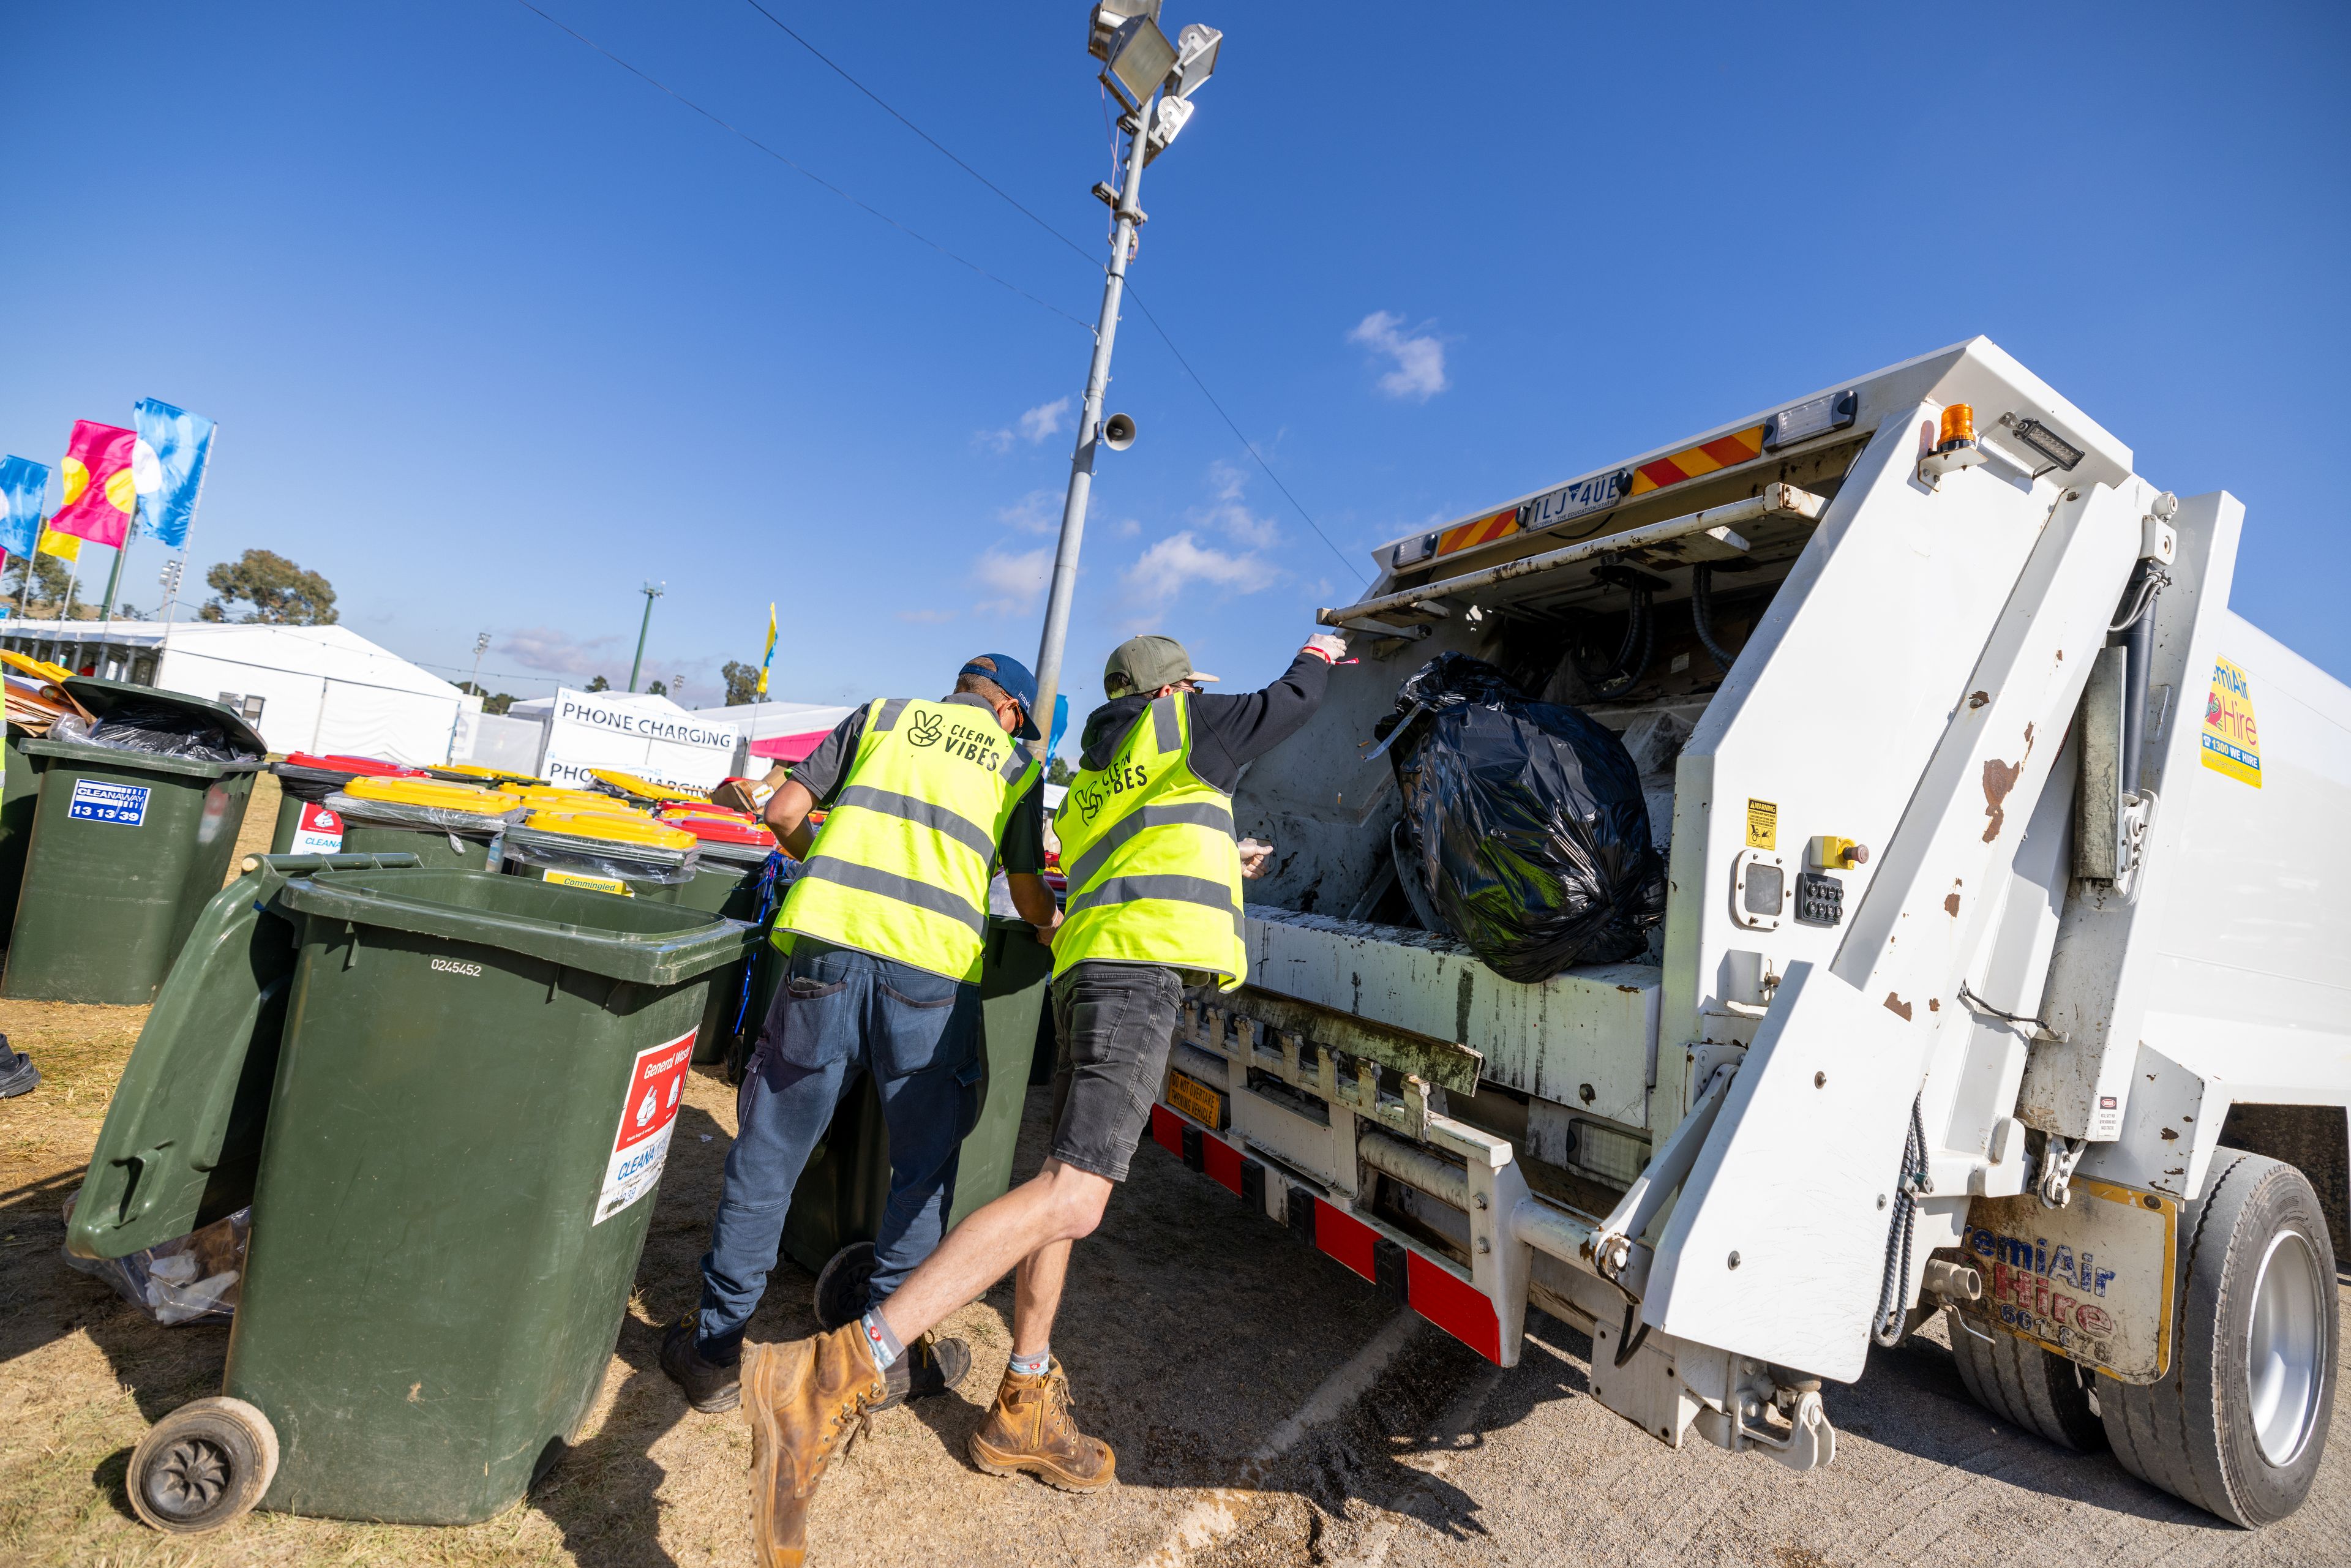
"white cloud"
1115,517,1141,538
996,488,1063,534
895,608,958,624
1349,310,1449,401
1198,460,1278,547
1121,531,1276,611
975,546,1054,617
977,396,1073,453
501,626,624,678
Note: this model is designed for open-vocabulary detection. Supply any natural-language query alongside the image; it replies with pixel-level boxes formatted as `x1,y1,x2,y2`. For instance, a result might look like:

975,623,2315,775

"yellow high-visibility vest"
1052,692,1247,989
779,697,1040,982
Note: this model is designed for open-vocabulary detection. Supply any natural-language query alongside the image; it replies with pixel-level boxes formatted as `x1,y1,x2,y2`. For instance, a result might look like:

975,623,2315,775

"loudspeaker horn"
1100,412,1136,452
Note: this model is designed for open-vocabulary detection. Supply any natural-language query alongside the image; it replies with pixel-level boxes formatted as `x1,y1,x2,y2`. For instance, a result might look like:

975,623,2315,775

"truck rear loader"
1144,338,2347,1526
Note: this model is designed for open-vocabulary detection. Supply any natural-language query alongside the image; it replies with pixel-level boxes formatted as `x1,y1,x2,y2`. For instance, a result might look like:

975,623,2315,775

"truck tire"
1946,1307,2107,1451
2099,1150,2338,1526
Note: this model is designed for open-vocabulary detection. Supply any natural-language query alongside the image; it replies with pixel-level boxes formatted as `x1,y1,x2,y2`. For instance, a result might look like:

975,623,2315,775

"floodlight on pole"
1027,7,1225,757
628,582,664,693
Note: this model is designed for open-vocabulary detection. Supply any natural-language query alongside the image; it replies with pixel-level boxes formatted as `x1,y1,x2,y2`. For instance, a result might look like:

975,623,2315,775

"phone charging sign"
68,779,150,827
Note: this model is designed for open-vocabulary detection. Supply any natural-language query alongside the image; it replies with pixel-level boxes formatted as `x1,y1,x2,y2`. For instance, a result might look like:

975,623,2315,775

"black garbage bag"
52,700,261,763
1381,653,1666,981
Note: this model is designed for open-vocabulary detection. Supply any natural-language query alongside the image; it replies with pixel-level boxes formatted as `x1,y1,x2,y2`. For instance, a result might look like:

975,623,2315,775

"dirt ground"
3,966,2346,1566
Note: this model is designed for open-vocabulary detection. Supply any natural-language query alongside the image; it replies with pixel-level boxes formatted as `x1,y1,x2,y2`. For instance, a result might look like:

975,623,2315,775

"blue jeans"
695,938,981,1358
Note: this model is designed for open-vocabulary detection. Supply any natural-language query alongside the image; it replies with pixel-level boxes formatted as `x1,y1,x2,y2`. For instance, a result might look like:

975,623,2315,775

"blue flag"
0,455,48,560
130,398,216,549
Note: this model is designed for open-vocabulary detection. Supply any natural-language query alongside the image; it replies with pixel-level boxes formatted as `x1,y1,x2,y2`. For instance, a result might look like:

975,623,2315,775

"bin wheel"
1945,1305,2107,1452
128,1396,279,1534
813,1241,877,1332
2101,1150,2338,1526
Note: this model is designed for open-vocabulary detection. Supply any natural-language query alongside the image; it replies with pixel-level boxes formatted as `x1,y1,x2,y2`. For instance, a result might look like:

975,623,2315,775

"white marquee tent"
0,619,479,765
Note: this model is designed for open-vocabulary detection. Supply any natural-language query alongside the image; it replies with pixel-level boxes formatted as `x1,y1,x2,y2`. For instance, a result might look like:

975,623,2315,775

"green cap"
1103,634,1218,696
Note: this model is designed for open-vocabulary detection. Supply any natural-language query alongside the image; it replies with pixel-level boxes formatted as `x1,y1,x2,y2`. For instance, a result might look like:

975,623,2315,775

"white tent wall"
149,626,472,764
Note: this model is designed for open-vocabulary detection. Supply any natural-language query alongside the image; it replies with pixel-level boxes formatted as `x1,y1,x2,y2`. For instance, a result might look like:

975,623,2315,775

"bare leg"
1011,1240,1071,1359
876,1158,1109,1348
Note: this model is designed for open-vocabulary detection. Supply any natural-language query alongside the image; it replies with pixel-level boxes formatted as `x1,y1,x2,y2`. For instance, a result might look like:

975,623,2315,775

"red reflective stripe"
1202,1134,1243,1195
1150,1103,1184,1158
1313,1197,1379,1283
1407,1251,1502,1364
1700,431,1760,467
1637,456,1689,488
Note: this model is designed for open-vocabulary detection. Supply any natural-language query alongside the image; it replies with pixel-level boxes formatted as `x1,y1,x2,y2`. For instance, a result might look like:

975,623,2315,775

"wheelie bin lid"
429,762,549,786
588,768,704,804
659,812,776,848
343,776,527,817
62,677,271,757
275,752,426,789
0,648,75,683
23,677,268,776
517,809,696,851
500,786,650,817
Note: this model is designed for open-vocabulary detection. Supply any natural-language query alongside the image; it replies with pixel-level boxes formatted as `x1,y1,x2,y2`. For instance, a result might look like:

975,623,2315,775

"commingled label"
593,1029,697,1225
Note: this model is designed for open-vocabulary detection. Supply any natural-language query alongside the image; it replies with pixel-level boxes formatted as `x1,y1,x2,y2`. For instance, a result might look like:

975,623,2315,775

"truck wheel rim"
2247,1228,2325,1466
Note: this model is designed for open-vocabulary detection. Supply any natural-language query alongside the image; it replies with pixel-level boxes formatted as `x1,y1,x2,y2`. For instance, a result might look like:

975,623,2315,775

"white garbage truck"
1141,338,2348,1526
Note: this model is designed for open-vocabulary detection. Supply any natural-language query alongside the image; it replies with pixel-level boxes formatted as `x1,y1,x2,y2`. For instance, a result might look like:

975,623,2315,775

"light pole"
1029,3,1221,752
628,582,664,692
469,631,491,696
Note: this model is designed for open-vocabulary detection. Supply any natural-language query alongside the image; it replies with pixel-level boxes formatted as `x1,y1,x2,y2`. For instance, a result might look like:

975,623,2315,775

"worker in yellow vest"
735,631,1344,1567
663,655,1057,1428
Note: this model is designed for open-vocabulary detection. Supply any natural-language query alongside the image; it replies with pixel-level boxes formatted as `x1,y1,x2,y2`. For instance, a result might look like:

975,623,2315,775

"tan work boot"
967,1358,1116,1493
743,1322,889,1567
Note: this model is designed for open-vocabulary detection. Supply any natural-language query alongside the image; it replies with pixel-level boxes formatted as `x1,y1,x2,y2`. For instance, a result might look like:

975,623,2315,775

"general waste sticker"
292,801,345,855
2200,657,2261,788
593,1029,697,1225
67,778,149,827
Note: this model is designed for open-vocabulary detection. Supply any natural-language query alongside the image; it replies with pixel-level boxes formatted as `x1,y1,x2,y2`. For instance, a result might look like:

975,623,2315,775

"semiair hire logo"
2201,658,2261,788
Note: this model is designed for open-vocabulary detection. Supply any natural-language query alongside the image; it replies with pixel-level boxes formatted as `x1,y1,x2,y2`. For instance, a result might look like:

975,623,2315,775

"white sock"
1008,1348,1051,1378
859,1310,903,1371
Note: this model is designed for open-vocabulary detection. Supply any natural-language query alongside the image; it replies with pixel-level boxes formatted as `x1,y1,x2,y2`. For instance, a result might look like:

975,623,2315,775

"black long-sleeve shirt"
1076,650,1331,791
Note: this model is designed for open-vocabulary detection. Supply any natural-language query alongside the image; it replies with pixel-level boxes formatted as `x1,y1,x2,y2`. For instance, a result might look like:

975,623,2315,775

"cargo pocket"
954,1054,987,1139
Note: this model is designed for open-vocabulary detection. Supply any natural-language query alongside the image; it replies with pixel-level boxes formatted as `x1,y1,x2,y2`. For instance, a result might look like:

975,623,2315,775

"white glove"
1303,632,1348,664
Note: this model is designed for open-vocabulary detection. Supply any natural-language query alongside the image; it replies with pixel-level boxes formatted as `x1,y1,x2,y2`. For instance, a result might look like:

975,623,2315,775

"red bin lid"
661,812,778,848
286,751,421,778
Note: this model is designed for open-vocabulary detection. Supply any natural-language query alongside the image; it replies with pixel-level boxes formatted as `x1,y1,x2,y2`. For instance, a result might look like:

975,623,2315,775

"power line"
509,0,1091,331
730,2,1367,585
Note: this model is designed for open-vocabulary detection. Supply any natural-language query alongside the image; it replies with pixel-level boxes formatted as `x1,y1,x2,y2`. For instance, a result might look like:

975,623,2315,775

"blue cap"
961,653,1041,740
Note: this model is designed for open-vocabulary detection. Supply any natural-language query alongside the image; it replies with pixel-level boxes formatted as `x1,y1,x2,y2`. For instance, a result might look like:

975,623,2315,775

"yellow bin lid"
520,809,696,850
500,786,648,815
588,768,703,804
343,776,523,816
0,648,75,684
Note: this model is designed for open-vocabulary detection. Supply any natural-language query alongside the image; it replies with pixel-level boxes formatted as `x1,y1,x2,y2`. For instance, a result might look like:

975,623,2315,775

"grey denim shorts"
1047,960,1185,1182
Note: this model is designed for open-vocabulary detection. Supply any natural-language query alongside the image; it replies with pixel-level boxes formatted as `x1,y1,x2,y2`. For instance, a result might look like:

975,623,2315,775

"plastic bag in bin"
1380,653,1666,981
59,1191,249,1326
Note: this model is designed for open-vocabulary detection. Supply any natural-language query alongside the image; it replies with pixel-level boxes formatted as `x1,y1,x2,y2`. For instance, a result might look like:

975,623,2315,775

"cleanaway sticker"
593,1029,697,1225
68,779,149,826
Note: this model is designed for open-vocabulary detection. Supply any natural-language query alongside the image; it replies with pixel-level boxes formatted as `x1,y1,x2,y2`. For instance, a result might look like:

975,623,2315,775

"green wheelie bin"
3,680,266,1004
264,752,421,854
66,853,760,1532
0,725,41,950
323,775,525,871
664,814,782,1064
778,915,1055,1310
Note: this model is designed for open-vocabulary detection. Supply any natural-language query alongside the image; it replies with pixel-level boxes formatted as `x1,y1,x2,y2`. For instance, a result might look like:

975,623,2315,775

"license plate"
1166,1069,1226,1130
1955,1177,2178,1383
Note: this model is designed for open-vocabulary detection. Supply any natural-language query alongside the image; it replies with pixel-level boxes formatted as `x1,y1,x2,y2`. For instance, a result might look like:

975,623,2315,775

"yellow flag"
37,525,80,562
756,604,778,698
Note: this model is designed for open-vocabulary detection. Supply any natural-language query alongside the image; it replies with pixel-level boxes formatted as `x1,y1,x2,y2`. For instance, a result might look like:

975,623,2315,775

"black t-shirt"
790,692,1045,874
1075,650,1332,789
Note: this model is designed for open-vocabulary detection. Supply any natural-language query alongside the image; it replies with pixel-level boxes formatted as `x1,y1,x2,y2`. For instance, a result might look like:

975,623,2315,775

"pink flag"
51,419,138,549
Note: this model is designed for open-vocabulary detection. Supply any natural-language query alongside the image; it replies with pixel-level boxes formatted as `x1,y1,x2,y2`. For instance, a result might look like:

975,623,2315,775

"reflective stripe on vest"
1051,692,1248,989
779,696,1040,981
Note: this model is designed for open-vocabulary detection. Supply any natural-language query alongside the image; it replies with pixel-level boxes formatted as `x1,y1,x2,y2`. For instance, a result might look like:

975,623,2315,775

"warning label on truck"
1744,798,1777,850
593,1029,697,1225
67,779,149,826
2200,658,2261,788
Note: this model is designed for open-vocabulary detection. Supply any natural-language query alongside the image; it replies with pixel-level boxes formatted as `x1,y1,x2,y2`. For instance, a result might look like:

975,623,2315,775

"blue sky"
3,2,2345,723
